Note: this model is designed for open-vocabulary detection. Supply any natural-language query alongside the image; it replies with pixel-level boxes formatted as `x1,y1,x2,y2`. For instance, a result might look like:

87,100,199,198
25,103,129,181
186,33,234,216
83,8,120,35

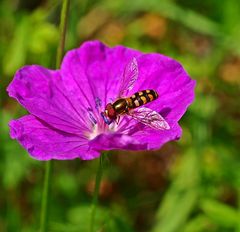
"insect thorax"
112,99,128,114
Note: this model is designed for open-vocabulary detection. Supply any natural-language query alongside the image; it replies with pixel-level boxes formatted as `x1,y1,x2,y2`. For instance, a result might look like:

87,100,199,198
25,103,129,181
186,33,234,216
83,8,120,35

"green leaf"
50,204,133,232
152,150,199,232
182,215,213,232
0,110,36,189
3,16,29,76
103,0,221,36
201,199,240,228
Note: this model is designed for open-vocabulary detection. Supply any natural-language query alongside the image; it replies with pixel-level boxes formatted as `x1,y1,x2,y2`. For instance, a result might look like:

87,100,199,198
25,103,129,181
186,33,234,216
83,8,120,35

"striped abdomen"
128,90,158,109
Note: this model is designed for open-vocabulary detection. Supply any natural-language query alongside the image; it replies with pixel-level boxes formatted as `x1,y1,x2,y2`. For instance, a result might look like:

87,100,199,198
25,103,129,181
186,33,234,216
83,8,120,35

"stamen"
95,97,102,110
89,112,97,125
87,107,97,125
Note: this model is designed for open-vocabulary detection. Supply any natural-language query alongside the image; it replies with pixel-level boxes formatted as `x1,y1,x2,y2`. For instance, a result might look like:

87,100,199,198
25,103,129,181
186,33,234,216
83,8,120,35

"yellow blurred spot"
220,56,240,84
98,22,125,45
140,13,167,39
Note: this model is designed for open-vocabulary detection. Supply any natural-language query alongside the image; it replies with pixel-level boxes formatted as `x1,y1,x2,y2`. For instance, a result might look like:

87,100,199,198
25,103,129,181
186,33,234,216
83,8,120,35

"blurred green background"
1,0,240,231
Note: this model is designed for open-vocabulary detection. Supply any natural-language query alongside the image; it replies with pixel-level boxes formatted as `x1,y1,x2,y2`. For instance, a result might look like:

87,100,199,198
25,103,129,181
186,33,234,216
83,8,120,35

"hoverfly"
101,57,170,130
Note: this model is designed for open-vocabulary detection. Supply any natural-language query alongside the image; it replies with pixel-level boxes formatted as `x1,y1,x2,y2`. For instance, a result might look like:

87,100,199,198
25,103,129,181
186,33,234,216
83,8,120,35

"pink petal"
9,115,100,160
7,65,91,134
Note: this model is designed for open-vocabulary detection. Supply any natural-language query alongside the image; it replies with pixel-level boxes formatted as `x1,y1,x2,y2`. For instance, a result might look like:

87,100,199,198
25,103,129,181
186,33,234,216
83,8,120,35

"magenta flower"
7,41,196,160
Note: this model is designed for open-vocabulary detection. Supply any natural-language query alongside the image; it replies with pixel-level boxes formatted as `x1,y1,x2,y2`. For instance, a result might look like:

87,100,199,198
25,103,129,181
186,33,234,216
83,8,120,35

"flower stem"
56,0,70,69
90,153,106,232
39,0,70,231
40,161,52,232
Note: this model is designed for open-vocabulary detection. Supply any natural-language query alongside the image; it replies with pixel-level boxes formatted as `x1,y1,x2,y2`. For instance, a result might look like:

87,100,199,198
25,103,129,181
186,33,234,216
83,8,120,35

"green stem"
39,1,70,231
56,0,70,69
39,161,52,232
90,153,106,232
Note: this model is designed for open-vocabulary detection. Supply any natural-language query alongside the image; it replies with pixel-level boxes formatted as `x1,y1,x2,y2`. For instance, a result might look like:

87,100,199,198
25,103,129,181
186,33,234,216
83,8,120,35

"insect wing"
118,57,139,97
128,107,170,130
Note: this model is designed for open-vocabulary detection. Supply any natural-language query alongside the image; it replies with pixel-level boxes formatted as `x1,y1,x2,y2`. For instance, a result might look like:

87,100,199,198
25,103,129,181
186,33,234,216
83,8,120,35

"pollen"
87,124,99,140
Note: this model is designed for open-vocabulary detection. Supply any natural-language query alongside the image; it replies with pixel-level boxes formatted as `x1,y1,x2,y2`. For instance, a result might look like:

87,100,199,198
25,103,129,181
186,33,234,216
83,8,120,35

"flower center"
86,116,118,140
84,97,120,140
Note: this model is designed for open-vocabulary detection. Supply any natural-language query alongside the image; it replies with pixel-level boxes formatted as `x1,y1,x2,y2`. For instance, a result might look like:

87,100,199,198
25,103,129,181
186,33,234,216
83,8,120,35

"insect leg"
116,116,120,125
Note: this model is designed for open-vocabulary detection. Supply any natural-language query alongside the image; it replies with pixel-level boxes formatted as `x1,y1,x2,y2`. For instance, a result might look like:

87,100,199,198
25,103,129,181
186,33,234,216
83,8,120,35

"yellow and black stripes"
128,90,158,109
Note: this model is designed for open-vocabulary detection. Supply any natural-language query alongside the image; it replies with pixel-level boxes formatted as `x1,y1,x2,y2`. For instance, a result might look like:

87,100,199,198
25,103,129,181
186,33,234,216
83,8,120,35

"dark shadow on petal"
28,146,35,153
16,93,24,101
159,107,171,118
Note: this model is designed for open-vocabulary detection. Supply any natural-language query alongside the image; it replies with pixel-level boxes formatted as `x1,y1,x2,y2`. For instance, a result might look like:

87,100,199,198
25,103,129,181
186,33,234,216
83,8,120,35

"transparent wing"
118,57,139,97
128,107,170,130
